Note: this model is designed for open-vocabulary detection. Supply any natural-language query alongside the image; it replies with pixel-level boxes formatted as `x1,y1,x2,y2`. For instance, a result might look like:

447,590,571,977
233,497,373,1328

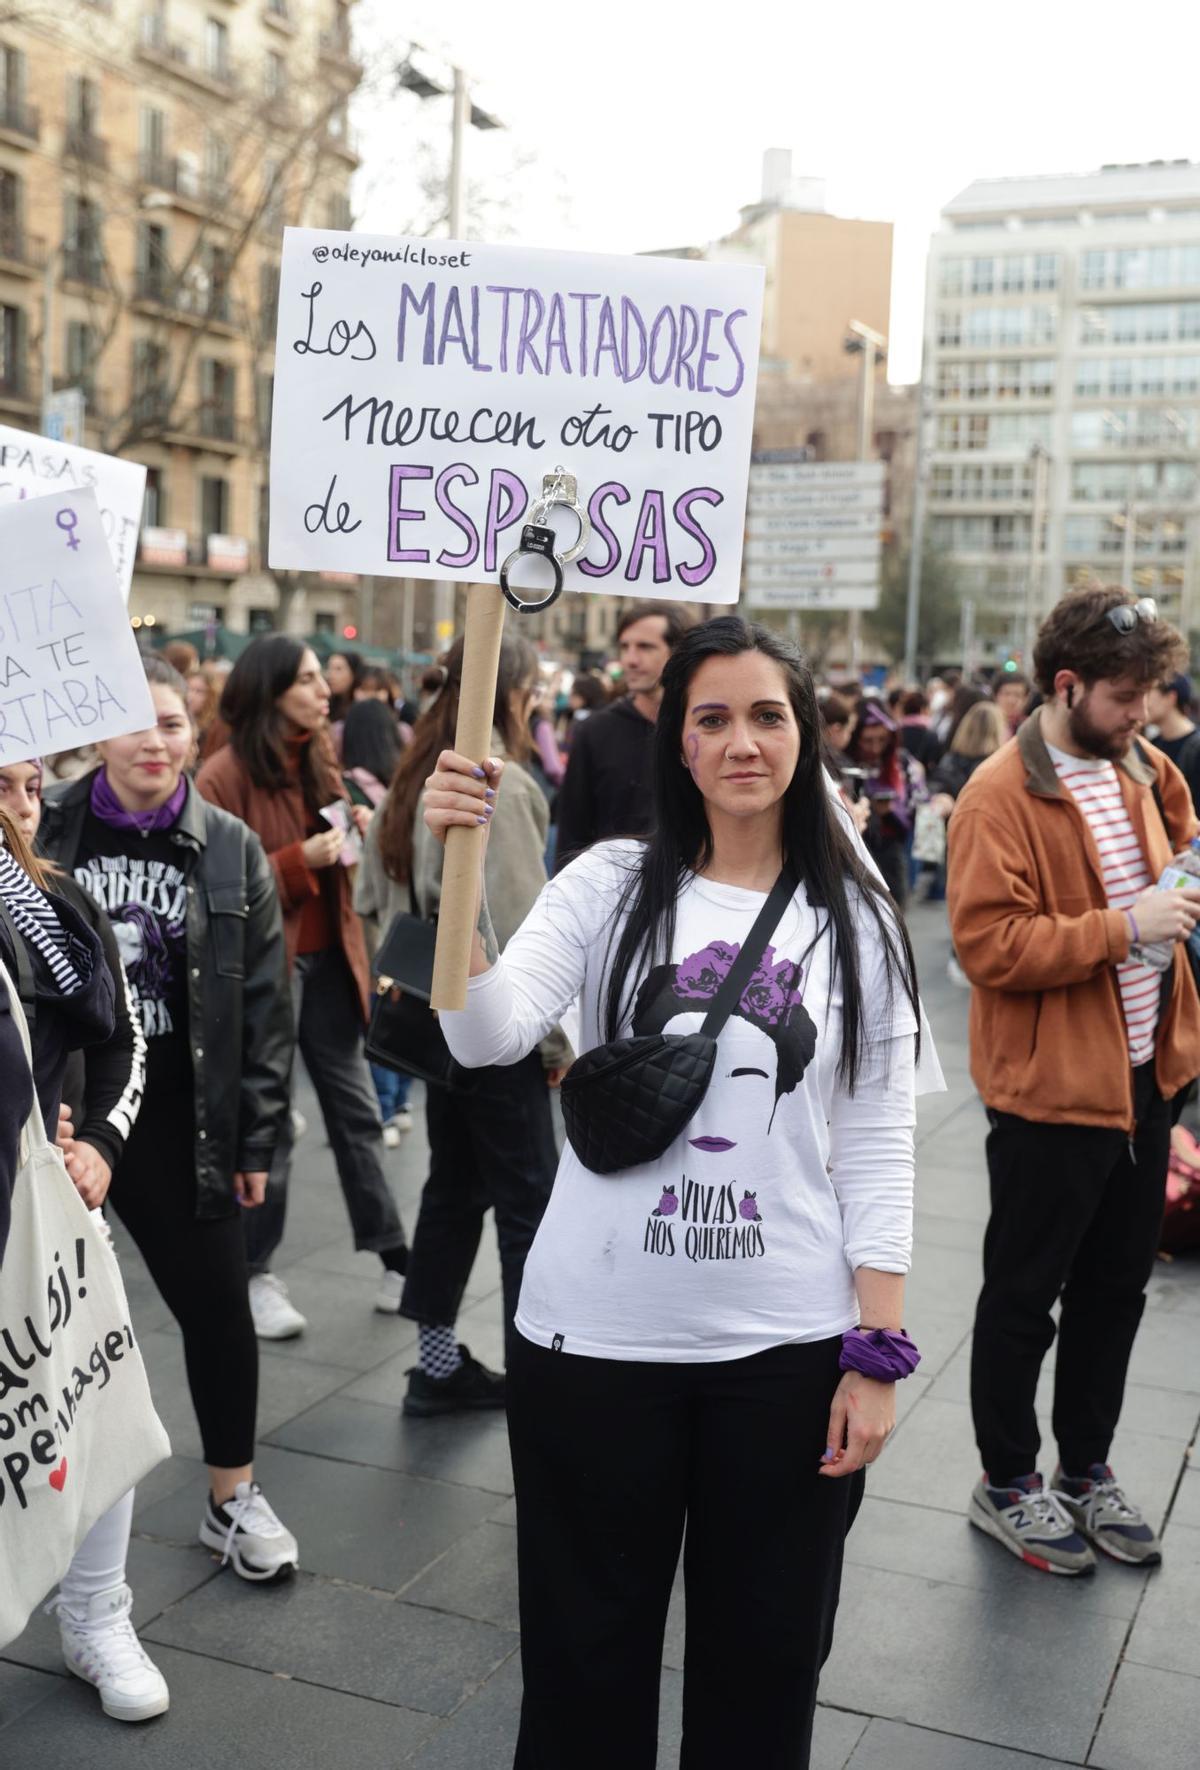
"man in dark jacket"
554,602,693,870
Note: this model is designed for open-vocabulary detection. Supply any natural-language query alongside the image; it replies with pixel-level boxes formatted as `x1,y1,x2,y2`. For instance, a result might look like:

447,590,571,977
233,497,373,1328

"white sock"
57,1488,135,1614
418,1324,463,1379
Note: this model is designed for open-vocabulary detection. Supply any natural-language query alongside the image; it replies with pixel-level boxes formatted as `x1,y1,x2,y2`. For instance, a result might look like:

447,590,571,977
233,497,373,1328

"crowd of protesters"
2,586,1199,1766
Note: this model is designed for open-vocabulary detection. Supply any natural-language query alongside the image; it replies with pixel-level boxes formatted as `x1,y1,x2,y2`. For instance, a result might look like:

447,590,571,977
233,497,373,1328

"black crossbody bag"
561,869,796,1175
364,886,478,1093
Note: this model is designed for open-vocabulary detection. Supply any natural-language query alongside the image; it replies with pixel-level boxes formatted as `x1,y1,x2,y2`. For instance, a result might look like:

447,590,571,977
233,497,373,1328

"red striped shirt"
1050,748,1158,1066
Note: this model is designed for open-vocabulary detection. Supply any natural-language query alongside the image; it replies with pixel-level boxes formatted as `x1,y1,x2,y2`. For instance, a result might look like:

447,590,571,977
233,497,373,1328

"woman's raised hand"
423,751,504,846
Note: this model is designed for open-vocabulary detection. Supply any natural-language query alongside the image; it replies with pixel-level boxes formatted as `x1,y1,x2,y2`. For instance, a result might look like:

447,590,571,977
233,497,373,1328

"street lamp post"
396,50,502,650
844,319,885,678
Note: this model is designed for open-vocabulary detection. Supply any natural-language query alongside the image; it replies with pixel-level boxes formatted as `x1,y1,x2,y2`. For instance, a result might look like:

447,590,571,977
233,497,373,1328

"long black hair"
219,635,341,811
342,697,403,786
601,617,919,1092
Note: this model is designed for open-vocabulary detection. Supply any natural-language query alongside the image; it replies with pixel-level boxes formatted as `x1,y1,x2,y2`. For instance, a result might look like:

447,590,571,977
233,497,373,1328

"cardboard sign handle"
429,583,507,1011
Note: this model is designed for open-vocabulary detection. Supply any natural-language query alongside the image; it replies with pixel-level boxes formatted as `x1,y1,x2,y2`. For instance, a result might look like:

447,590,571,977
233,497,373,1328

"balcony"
263,2,296,32
0,228,47,277
0,94,39,147
138,15,239,97
62,250,106,288
0,364,35,412
133,268,235,333
64,127,109,170
163,408,245,454
138,532,249,576
318,29,362,79
138,153,231,214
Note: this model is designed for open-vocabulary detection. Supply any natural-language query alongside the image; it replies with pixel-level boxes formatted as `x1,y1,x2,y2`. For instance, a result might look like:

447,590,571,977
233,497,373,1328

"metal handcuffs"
499,467,591,614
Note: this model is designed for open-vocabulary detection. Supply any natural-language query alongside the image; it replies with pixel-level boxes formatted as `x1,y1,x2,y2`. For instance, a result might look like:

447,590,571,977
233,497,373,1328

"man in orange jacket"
948,585,1200,1576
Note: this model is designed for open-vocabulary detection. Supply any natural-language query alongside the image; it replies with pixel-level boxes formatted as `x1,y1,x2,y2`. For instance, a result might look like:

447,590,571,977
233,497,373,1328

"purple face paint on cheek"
685,733,701,778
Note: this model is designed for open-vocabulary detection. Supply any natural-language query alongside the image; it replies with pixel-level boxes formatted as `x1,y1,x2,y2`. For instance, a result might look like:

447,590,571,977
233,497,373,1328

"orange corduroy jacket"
946,707,1200,1130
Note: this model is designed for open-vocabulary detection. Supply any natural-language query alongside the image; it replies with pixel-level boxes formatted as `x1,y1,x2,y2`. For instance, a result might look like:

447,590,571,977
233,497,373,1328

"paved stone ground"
3,898,1199,1768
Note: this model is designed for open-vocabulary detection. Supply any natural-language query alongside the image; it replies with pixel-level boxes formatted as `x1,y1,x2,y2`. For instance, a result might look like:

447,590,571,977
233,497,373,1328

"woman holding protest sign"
423,616,930,1769
39,655,301,1586
0,793,170,1719
197,637,408,1336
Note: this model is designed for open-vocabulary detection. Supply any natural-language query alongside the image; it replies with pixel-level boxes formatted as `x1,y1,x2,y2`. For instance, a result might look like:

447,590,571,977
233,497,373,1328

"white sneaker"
51,1583,169,1722
382,1120,401,1149
291,1108,308,1138
248,1273,307,1340
375,1269,405,1314
947,955,970,989
390,1108,414,1134
199,1481,299,1581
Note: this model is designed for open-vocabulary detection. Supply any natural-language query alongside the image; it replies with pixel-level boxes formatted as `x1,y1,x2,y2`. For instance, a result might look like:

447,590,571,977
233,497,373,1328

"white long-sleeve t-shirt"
440,842,923,1362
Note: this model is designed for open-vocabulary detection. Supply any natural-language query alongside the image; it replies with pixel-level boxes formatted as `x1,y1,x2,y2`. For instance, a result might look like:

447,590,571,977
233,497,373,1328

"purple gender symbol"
56,507,81,551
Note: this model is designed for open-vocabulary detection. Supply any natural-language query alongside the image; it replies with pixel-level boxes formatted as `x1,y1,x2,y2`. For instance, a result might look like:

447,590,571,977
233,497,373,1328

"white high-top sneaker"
51,1583,170,1721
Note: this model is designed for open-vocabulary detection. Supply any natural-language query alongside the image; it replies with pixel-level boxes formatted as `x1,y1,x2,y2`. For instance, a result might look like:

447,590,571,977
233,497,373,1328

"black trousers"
108,1091,258,1468
970,1060,1170,1483
246,948,407,1274
401,1050,556,1357
507,1334,863,1770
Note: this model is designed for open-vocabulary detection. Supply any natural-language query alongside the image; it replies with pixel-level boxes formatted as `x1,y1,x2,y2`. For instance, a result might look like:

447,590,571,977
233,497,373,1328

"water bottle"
1130,836,1200,970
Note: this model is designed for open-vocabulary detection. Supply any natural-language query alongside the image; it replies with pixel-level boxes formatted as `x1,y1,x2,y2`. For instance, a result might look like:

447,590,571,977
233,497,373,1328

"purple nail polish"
472,766,487,779
476,815,488,825
485,787,496,799
822,1447,835,1462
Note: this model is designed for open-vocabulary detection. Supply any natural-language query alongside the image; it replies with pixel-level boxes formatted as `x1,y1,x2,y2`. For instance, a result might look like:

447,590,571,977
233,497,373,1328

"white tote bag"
0,958,170,1649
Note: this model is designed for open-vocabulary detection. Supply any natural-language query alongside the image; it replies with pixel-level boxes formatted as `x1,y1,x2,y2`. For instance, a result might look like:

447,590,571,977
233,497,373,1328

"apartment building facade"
0,0,361,637
922,161,1200,653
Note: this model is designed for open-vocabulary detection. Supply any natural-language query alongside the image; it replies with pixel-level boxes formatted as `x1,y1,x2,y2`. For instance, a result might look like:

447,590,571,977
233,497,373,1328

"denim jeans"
245,948,407,1274
370,1061,411,1122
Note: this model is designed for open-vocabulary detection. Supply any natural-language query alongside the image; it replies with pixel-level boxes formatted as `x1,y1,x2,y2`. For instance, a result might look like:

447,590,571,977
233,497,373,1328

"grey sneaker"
969,1473,1096,1576
199,1481,299,1581
1054,1463,1162,1566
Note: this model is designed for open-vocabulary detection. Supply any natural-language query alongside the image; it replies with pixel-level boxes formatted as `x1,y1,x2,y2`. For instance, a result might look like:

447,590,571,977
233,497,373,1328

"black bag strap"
698,869,796,1039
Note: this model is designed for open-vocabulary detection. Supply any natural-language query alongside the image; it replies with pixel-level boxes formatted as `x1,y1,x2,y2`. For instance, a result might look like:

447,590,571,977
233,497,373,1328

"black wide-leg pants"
507,1333,864,1770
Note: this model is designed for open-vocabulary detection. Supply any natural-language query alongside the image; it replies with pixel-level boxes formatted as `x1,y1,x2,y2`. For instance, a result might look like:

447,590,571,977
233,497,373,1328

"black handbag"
364,893,475,1091
561,870,796,1175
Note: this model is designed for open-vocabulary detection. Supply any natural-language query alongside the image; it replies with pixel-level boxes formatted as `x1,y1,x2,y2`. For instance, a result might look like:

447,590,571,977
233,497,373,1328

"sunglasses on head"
1105,597,1158,633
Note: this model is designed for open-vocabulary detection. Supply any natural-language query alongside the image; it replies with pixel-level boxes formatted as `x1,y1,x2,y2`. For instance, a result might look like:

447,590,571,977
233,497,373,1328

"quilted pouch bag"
561,870,795,1175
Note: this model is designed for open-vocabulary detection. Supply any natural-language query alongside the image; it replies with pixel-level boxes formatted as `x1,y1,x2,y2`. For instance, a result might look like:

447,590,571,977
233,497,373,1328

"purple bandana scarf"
90,766,187,834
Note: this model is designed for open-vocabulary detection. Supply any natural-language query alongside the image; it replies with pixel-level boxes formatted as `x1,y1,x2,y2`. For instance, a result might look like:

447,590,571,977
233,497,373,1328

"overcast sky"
351,0,1200,385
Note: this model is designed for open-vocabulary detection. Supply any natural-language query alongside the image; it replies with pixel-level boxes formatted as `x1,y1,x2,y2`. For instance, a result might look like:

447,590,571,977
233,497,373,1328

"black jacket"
554,698,656,872
0,896,113,1265
40,772,294,1217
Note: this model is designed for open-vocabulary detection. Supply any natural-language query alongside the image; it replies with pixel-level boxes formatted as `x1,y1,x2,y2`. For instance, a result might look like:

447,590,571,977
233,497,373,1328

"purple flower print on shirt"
671,940,804,1028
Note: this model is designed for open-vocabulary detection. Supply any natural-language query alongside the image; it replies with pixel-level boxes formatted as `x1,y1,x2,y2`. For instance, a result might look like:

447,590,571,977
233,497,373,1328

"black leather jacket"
39,771,294,1217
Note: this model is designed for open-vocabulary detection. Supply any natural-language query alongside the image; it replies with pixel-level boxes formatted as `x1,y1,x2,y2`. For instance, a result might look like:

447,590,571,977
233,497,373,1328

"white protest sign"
0,488,156,762
268,228,764,603
0,424,146,602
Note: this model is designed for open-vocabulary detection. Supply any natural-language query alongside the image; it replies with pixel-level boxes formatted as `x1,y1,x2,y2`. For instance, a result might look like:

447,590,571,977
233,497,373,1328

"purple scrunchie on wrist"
839,1327,922,1382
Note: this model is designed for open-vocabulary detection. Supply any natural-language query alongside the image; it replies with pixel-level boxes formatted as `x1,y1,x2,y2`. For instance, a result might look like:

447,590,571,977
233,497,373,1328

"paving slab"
0,1641,438,1769
1089,1661,1200,1770
3,1534,220,1676
1169,1464,1200,1527
846,1717,1082,1769
144,1571,515,1716
844,1494,1148,1622
1124,1519,1200,1677
819,1559,1127,1761
0,1662,63,1732
403,1650,525,1768
133,1444,499,1590
265,1395,515,1495
402,1521,520,1630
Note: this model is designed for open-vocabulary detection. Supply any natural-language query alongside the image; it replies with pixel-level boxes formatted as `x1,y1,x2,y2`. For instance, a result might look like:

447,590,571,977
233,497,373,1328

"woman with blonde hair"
931,700,1009,807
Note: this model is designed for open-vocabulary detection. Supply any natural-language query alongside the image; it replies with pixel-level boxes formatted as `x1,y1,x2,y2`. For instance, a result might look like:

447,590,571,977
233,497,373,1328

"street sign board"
41,388,86,446
743,458,885,611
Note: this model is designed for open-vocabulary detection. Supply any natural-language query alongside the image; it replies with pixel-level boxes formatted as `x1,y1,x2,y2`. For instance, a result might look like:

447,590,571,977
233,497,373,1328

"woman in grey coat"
355,634,568,1415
